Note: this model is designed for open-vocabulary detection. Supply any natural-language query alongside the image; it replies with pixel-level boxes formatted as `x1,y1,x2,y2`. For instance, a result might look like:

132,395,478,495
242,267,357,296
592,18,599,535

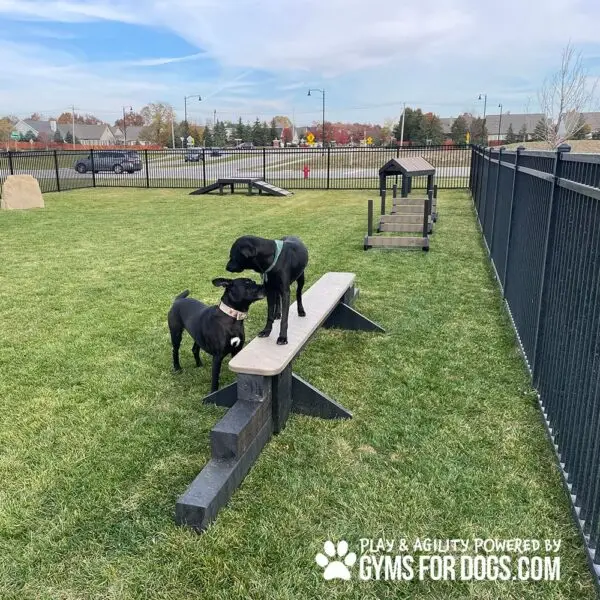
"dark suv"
184,149,204,162
74,151,142,174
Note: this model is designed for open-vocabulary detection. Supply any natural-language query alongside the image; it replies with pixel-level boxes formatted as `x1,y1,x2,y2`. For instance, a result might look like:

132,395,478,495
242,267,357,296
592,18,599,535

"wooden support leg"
323,301,385,333
291,373,352,420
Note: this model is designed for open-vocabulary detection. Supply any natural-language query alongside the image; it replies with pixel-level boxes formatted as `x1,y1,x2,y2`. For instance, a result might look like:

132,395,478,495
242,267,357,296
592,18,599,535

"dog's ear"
212,278,232,288
240,244,257,259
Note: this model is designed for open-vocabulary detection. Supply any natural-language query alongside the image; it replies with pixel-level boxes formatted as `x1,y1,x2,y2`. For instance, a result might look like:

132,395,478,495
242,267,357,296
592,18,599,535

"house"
13,118,121,145
110,125,147,145
482,113,546,143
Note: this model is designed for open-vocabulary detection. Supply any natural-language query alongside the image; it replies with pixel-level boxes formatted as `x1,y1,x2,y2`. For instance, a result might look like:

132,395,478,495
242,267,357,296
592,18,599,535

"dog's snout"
226,260,241,273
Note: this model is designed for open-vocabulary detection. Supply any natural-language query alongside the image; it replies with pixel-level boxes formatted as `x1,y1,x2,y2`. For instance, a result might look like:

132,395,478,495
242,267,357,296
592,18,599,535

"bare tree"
538,43,598,147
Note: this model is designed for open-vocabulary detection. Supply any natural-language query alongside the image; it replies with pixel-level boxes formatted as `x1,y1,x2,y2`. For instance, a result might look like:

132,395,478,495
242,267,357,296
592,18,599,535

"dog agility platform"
190,177,293,197
175,272,384,532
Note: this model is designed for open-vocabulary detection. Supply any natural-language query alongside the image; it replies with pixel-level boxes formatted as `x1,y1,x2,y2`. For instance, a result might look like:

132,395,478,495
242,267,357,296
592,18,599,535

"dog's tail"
175,289,190,300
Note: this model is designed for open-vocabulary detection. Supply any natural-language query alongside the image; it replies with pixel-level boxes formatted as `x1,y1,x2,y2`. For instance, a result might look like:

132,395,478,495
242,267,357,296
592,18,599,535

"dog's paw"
276,336,288,345
172,366,182,374
274,312,282,320
258,329,272,338
298,307,306,317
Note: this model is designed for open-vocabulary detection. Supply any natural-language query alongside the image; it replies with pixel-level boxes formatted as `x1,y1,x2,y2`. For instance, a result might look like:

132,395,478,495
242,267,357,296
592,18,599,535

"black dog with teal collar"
225,235,309,345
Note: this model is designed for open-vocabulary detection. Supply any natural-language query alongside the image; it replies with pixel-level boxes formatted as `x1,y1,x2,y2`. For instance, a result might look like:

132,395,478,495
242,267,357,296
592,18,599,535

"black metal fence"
471,144,600,585
0,145,470,194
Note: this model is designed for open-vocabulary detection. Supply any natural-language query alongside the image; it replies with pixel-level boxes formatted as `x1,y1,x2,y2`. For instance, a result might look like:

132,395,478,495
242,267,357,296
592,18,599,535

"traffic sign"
465,131,471,144
187,135,195,146
306,132,315,144
366,136,373,145
10,131,19,140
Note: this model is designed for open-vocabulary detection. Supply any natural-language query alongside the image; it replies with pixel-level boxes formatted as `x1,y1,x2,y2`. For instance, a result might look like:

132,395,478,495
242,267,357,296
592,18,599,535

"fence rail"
0,146,470,193
471,144,600,588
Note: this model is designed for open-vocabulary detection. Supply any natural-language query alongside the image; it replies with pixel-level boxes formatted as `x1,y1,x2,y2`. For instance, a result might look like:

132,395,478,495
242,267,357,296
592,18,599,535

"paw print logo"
315,540,356,580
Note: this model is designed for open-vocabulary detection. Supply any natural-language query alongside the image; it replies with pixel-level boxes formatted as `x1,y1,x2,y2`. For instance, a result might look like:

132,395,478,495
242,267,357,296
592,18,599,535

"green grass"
0,189,595,599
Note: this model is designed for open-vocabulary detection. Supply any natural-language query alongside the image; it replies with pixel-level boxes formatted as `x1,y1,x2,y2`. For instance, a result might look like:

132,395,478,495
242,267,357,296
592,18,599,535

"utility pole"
171,116,175,149
184,94,202,147
213,109,216,127
121,106,133,145
399,103,406,147
71,104,76,150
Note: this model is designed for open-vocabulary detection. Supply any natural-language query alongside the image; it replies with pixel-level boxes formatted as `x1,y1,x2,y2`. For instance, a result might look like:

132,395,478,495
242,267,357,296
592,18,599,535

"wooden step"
364,235,429,249
380,214,431,224
378,222,432,234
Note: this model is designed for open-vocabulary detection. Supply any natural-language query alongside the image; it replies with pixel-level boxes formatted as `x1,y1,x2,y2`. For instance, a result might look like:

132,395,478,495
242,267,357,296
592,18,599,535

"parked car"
74,151,142,174
184,149,203,162
209,148,224,157
235,142,255,150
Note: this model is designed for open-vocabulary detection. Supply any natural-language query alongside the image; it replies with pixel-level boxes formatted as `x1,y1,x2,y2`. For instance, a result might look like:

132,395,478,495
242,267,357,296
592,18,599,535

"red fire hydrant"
303,164,310,179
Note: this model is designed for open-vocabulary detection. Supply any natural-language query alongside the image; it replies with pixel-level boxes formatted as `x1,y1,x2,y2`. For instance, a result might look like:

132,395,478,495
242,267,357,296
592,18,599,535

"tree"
273,116,292,129
251,118,265,146
139,102,175,146
203,127,214,147
213,121,227,147
569,113,591,139
470,117,488,145
450,115,469,145
0,117,13,141
538,42,598,147
269,119,277,144
64,131,79,144
393,108,429,145
533,118,549,141
114,112,144,129
518,124,528,142
505,123,517,144
22,131,37,142
29,112,43,121
53,130,64,143
422,113,444,145
56,111,104,125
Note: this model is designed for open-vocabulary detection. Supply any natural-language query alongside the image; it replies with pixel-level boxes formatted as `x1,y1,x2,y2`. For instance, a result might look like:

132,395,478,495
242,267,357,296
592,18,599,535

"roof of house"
582,112,600,131
56,123,111,139
23,119,55,135
123,126,144,140
482,113,546,135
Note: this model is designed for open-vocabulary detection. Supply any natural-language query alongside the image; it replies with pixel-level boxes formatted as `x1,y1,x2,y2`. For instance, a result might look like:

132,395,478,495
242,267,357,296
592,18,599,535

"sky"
0,0,599,127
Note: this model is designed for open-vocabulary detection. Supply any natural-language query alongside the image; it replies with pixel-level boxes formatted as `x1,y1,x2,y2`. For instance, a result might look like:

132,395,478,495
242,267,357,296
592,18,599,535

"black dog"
226,235,309,345
167,278,265,392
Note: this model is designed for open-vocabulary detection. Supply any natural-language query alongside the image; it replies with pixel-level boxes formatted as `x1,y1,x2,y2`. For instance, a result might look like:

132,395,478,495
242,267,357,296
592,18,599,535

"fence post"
367,199,373,237
262,147,266,181
90,149,96,188
8,151,14,175
489,147,503,254
53,150,60,192
145,151,150,188
502,146,524,297
380,189,386,215
202,148,207,188
531,143,571,383
326,146,331,190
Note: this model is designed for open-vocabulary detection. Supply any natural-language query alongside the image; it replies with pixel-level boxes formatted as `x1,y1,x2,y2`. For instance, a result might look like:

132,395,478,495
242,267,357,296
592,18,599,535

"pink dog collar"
219,302,247,320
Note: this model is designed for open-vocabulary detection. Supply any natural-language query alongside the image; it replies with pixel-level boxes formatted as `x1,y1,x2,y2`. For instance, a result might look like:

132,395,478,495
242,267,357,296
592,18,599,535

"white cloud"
0,0,600,122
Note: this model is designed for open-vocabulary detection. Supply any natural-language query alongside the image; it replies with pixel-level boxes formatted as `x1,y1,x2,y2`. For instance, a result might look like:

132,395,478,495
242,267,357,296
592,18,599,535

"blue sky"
0,0,599,126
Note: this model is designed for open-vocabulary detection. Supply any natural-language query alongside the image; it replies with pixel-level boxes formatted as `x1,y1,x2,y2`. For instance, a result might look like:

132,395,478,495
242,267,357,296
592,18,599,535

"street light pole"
498,103,503,144
307,88,326,148
183,94,202,147
478,93,487,145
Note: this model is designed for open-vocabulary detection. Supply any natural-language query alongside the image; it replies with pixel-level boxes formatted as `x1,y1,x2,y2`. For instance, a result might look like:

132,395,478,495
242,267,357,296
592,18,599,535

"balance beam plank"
365,236,429,249
229,272,356,377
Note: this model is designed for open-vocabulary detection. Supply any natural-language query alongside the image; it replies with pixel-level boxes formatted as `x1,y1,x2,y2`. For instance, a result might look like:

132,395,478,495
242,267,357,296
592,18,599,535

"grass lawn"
0,188,595,600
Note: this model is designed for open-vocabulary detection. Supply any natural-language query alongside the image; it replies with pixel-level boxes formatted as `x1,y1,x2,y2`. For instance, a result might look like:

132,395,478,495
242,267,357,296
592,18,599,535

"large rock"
1,174,44,210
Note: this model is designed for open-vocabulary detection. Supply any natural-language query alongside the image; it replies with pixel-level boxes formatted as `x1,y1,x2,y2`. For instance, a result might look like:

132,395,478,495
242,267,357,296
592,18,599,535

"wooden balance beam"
175,272,384,532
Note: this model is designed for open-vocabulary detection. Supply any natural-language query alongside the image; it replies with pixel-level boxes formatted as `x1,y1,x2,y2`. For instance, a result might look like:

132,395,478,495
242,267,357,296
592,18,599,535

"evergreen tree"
213,121,227,147
533,118,548,141
505,123,517,144
269,119,277,143
251,118,265,146
203,127,214,147
518,124,528,142
450,115,469,145
422,113,444,145
235,118,245,141
53,130,64,143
